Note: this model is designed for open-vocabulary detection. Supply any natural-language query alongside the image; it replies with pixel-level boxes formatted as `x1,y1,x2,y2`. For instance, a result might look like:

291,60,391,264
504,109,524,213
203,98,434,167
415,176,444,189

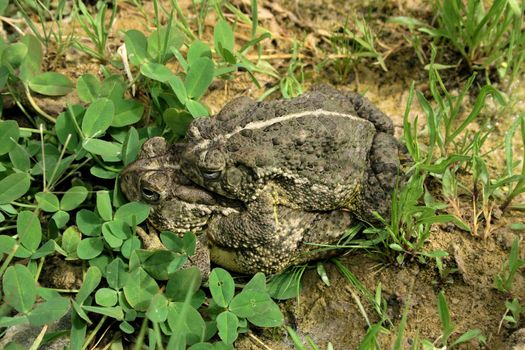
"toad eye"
201,170,221,181
140,186,160,204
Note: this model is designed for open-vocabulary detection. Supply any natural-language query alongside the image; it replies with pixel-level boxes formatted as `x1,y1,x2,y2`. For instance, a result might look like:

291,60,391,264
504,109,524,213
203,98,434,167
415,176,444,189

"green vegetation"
494,237,525,293
0,0,524,348
74,0,117,61
323,16,387,82
393,0,525,87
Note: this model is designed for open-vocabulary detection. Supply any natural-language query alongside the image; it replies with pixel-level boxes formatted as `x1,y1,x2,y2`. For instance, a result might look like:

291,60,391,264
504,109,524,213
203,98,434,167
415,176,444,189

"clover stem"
24,85,57,124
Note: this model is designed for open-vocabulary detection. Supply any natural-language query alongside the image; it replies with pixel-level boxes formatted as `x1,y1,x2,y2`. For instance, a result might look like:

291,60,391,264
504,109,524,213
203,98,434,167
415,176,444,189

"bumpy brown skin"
181,85,400,223
120,137,353,274
120,137,240,233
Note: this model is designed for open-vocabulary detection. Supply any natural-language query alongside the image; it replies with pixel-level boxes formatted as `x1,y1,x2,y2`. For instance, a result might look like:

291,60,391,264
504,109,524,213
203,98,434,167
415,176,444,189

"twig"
25,85,57,124
248,332,274,350
0,16,25,35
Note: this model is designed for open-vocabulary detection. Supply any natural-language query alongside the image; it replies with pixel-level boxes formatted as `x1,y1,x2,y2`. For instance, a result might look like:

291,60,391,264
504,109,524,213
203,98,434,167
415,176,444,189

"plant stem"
0,244,19,280
25,85,57,124
10,201,38,208
81,315,108,350
0,225,16,232
20,127,54,135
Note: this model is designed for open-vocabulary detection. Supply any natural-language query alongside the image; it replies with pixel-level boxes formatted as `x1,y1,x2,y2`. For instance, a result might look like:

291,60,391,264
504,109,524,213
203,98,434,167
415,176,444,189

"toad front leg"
205,191,303,274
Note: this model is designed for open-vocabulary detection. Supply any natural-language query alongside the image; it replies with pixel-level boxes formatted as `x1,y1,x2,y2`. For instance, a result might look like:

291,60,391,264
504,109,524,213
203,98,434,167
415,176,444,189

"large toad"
181,85,400,223
120,137,353,274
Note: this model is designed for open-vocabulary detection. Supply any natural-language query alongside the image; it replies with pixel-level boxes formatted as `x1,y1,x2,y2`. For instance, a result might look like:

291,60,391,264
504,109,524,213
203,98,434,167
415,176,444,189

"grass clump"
321,16,387,83
395,0,525,86
74,0,117,62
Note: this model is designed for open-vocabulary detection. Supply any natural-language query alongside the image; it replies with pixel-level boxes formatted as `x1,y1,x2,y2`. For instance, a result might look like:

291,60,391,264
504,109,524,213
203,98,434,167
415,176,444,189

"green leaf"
90,166,119,179
120,321,134,334
184,57,214,99
81,98,115,138
106,258,128,290
2,42,27,67
122,127,140,166
182,232,197,256
216,311,239,344
77,237,104,260
32,239,58,259
114,202,150,226
121,236,141,259
168,75,188,104
28,72,74,96
2,264,37,313
0,173,31,204
167,302,206,345
511,223,525,231
244,272,267,293
246,300,283,327
56,105,82,150
188,41,212,64
267,269,302,300
0,315,28,328
188,344,216,350
60,186,88,211
123,267,159,311
100,75,126,100
77,74,101,102
146,293,169,323
0,1,9,16
142,250,185,280
209,268,235,308
102,219,131,240
0,66,8,89
186,100,209,117
70,312,87,350
218,45,236,64
163,108,194,137
140,62,174,82
76,209,103,236
96,190,113,221
62,226,81,258
229,290,270,318
28,297,69,327
76,266,102,304
19,35,42,82
82,305,124,319
124,30,149,65
166,267,202,302
147,26,185,61
36,192,60,212
82,139,122,159
95,288,118,307
389,243,405,252
437,291,454,344
0,235,17,254
112,99,144,127
9,147,30,171
17,210,41,252
52,210,70,228
214,19,235,57
450,329,485,346
101,222,124,248
0,120,20,155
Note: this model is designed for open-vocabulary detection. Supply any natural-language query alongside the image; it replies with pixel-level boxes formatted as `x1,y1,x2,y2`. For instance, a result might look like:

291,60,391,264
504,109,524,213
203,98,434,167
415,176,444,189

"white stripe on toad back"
190,109,372,152
224,109,370,140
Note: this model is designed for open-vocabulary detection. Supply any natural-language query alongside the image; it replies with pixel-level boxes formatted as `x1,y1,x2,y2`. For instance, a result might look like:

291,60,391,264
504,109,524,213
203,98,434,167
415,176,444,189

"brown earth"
10,0,525,349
